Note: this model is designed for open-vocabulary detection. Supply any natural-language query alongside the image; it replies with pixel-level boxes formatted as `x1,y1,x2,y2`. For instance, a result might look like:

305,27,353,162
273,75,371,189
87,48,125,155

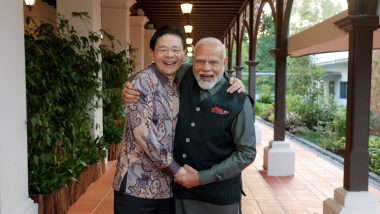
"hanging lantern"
184,24,193,33
186,38,193,45
24,0,36,11
181,2,193,14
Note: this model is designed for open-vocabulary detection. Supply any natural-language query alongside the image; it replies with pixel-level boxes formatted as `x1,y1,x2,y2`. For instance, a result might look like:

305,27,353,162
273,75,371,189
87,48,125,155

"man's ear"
223,57,228,66
150,50,155,63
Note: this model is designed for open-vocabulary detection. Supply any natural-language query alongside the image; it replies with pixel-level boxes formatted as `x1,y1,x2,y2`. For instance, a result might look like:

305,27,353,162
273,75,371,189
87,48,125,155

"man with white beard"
172,37,256,214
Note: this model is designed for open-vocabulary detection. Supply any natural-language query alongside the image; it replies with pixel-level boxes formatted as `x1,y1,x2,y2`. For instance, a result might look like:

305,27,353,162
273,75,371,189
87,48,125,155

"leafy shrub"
101,36,135,148
321,106,346,138
286,94,337,130
369,136,380,175
256,102,274,122
319,136,345,156
255,102,265,117
25,13,106,194
285,111,305,134
257,83,274,104
369,110,379,134
258,93,273,104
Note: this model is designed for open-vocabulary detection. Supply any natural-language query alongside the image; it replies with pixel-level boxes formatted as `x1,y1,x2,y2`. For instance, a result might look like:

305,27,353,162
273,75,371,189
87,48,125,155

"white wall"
317,53,348,106
0,0,38,213
102,0,136,53
130,15,148,73
57,0,102,35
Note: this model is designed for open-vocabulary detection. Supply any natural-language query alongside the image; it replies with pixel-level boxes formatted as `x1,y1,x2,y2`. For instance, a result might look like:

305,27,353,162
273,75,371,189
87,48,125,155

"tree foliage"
287,56,337,129
290,0,346,34
255,12,275,95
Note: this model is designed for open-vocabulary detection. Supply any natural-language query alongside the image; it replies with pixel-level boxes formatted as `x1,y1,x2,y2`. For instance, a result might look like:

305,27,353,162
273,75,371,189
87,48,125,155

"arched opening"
231,38,237,69
255,2,275,119
241,26,249,89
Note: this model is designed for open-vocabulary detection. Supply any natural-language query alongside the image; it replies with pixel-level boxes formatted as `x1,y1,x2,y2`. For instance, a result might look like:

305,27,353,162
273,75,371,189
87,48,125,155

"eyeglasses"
194,58,223,67
155,47,183,55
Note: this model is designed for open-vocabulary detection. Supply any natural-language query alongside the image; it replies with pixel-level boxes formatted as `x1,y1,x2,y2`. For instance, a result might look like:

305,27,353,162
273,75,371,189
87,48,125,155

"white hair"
194,37,226,59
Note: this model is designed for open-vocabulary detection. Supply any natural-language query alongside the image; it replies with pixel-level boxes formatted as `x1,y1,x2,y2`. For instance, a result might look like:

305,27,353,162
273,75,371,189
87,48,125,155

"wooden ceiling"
41,0,246,44
135,0,246,43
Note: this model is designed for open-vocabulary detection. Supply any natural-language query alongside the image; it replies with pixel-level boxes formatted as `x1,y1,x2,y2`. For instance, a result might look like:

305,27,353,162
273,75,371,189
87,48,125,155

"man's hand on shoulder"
227,77,245,93
122,81,140,106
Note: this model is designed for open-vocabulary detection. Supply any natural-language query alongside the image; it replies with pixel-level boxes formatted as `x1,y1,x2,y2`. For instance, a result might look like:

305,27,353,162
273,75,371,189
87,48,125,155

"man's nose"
201,61,212,70
165,49,175,56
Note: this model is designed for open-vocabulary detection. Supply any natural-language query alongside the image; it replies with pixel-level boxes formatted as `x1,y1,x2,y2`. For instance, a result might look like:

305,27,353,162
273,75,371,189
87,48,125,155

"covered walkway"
1,1,379,213
67,121,380,214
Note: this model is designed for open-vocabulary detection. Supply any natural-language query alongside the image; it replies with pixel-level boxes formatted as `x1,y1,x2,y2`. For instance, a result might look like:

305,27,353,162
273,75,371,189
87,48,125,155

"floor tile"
67,120,380,214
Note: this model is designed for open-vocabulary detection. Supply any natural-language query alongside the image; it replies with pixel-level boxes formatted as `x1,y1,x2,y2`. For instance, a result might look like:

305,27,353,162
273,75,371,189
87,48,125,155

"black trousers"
114,176,174,214
114,191,175,214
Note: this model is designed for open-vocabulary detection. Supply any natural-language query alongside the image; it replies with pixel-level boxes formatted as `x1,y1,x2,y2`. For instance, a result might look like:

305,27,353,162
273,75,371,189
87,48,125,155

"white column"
144,26,155,68
0,1,38,213
323,187,380,213
101,0,136,53
57,0,103,138
130,12,149,73
255,123,262,144
263,141,295,176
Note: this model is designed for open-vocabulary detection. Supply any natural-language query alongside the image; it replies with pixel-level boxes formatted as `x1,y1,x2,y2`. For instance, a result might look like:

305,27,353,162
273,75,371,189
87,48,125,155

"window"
340,81,347,99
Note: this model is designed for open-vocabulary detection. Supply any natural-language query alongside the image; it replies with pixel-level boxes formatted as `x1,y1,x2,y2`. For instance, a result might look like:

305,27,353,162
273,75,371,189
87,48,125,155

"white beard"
194,71,223,90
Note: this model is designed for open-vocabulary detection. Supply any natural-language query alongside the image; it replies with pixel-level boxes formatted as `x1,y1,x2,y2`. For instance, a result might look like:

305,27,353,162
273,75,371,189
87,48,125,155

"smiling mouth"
163,61,176,65
200,74,214,81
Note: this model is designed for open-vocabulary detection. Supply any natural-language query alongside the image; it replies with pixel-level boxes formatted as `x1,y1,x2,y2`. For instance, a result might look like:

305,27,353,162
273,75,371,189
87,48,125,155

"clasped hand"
174,164,200,188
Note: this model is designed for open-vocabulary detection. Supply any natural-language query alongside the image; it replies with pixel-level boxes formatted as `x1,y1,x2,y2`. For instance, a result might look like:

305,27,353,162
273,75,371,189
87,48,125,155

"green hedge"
369,136,380,175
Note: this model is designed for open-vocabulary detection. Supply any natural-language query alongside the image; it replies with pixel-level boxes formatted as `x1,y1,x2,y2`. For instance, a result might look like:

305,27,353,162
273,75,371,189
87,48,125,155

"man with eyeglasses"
123,37,256,214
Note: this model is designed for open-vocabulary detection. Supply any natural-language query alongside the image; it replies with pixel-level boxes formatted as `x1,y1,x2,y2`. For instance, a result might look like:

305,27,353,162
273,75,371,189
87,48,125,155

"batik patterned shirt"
113,64,181,199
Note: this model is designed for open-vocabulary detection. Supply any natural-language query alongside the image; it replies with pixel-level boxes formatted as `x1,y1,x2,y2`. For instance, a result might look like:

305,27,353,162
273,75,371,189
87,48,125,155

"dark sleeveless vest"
173,69,247,205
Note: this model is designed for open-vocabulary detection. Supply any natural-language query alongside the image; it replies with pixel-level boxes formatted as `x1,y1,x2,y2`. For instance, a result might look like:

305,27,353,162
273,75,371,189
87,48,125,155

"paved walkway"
67,121,380,214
